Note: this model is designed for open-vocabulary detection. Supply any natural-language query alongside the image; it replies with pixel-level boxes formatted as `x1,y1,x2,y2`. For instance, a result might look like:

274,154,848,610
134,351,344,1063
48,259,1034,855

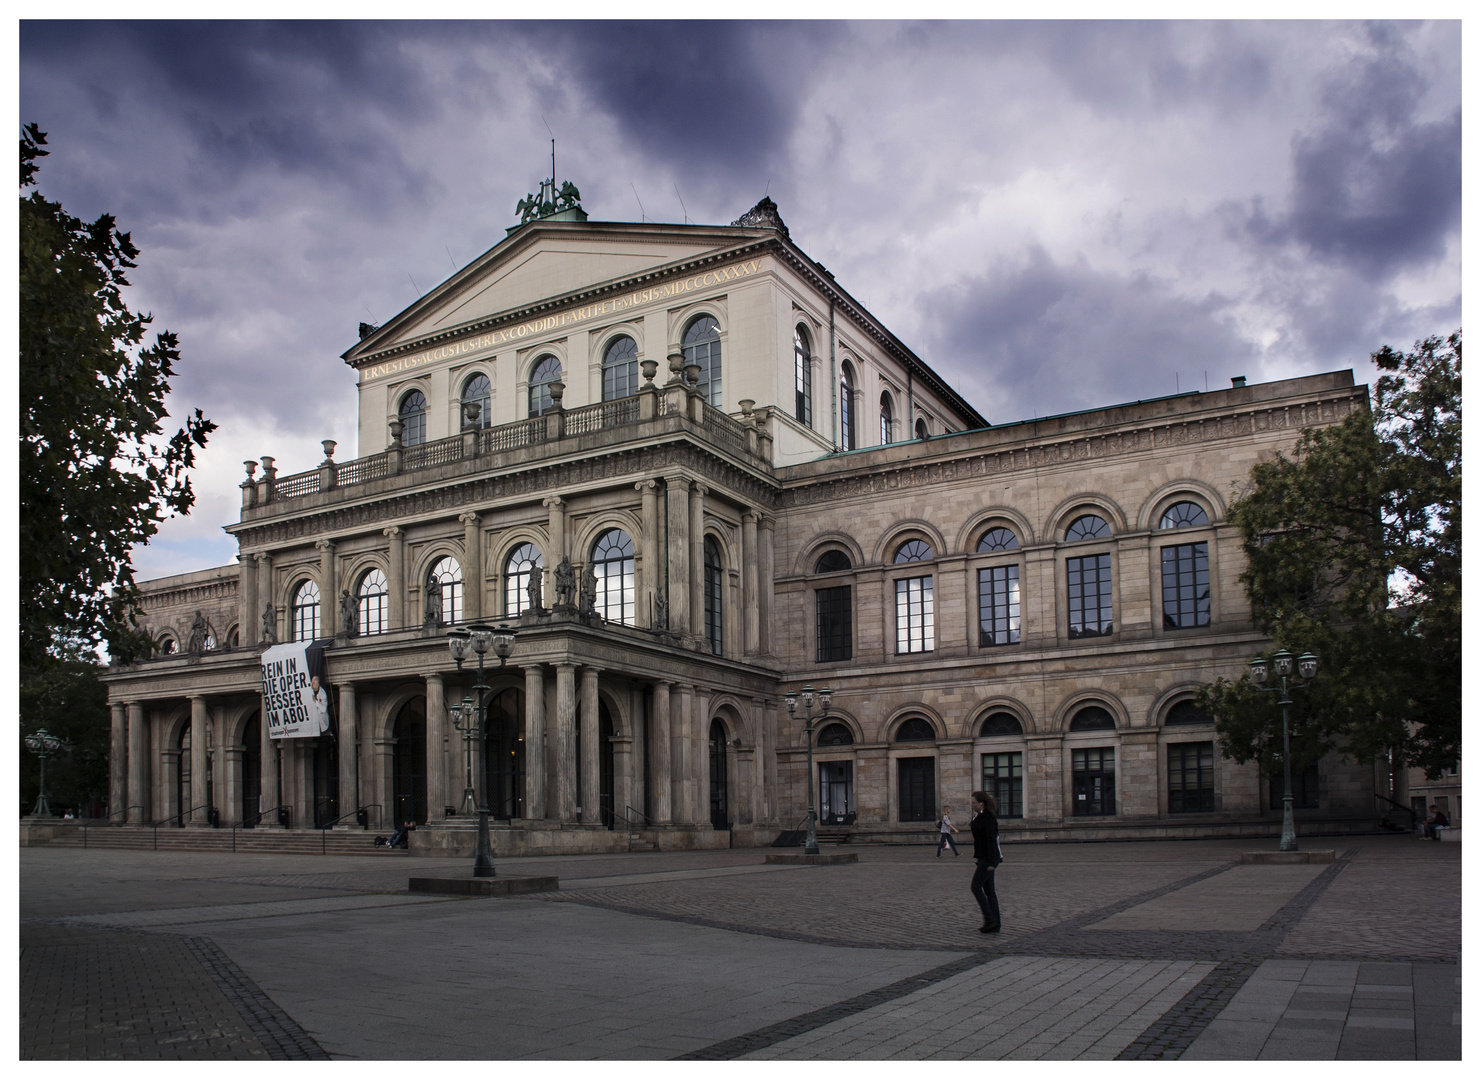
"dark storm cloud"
919,249,1258,424
1235,28,1460,281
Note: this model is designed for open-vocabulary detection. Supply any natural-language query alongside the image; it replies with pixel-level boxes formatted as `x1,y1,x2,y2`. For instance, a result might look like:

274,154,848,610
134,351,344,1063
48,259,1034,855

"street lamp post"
785,685,833,856
448,623,517,877
1249,649,1319,853
449,695,479,817
24,729,63,818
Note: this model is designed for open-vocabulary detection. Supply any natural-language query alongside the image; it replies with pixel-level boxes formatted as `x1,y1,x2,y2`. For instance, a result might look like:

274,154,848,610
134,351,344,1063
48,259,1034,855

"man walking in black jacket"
970,790,1003,933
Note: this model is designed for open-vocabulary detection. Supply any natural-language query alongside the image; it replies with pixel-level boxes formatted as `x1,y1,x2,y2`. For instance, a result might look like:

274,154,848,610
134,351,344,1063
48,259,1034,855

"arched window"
226,626,240,649
601,335,639,402
794,325,813,427
894,539,934,563
528,355,562,417
978,527,1019,552
591,529,635,625
880,392,894,445
504,542,543,618
815,550,852,574
703,536,724,655
399,390,427,447
817,723,855,746
357,568,388,636
1069,705,1117,732
292,579,321,641
427,556,462,627
460,373,491,429
1160,501,1210,530
682,315,722,407
1165,700,1213,726
915,417,929,440
839,360,856,451
895,717,936,742
979,712,1023,737
158,634,177,655
1065,514,1112,542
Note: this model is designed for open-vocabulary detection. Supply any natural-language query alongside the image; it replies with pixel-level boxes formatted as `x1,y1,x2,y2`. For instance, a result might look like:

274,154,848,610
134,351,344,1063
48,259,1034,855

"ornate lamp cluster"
785,686,833,856
1248,648,1319,852
446,623,517,877
24,729,63,818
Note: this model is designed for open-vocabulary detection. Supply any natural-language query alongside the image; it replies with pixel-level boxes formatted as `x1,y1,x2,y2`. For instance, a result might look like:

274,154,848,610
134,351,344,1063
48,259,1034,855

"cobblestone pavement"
19,835,1459,1059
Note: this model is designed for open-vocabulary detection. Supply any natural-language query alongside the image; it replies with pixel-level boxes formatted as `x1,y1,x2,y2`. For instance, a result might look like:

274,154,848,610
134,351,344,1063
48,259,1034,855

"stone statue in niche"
526,566,544,614
340,589,358,638
653,589,668,630
553,556,576,610
579,563,598,618
186,611,209,655
261,603,278,645
424,584,443,628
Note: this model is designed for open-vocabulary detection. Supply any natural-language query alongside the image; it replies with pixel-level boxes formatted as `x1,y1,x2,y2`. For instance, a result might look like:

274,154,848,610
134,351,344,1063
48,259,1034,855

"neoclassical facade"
101,195,1378,852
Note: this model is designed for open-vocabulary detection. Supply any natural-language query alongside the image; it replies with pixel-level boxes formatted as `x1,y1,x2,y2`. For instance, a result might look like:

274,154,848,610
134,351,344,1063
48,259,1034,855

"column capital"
635,478,659,493
383,525,403,539
458,511,481,525
315,538,335,552
542,495,564,509
664,472,691,492
335,679,358,690
254,551,273,565
421,671,445,685
758,513,777,530
581,664,604,677
742,509,759,524
653,678,673,691
692,481,709,498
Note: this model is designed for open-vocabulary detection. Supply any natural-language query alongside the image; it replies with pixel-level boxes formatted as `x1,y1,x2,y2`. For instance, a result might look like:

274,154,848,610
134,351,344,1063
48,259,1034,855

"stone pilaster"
524,665,547,819
612,734,634,826
637,479,659,626
109,703,126,822
460,512,482,620
337,682,358,826
651,681,672,824
254,552,275,642
758,514,776,655
554,663,578,822
189,697,210,825
673,684,694,823
239,549,256,643
689,482,707,639
665,475,691,635
695,685,711,824
1026,735,1062,822
580,666,601,823
383,526,404,629
424,672,446,822
742,511,759,655
544,495,566,593
316,539,337,636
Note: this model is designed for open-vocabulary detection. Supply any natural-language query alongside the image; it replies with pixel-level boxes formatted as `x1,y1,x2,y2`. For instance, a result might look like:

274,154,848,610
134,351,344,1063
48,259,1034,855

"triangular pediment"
347,222,756,362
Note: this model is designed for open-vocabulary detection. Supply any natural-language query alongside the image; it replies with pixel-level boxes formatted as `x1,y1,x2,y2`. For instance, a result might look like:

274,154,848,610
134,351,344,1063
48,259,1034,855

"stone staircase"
38,824,391,856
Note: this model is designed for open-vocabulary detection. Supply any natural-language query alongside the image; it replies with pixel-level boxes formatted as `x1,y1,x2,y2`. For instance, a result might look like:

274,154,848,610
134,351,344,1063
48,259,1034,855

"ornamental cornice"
779,390,1365,510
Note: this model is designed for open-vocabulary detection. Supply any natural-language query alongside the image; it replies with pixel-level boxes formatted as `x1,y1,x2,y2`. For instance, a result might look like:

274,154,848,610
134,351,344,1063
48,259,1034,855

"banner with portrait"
260,640,333,739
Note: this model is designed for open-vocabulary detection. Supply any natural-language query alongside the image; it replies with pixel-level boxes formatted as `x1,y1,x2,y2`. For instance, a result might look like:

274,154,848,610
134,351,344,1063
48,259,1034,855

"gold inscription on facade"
361,258,767,382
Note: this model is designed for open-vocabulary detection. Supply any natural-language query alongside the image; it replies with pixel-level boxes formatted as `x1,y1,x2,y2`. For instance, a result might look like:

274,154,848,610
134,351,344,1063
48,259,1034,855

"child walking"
936,805,960,856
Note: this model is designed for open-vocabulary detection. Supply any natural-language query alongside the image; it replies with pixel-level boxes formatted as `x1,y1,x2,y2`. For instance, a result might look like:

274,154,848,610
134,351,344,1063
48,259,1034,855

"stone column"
637,479,659,626
554,664,578,822
665,475,691,635
126,703,149,822
239,549,257,642
211,702,228,825
109,703,127,822
373,737,395,830
291,741,311,829
612,734,634,825
358,691,376,827
758,514,776,655
742,511,759,655
260,692,280,826
337,682,358,826
673,684,694,823
689,482,707,640
651,681,672,824
695,686,711,825
750,697,767,824
254,552,274,642
580,666,601,824
544,495,565,596
460,512,482,621
316,539,337,636
764,699,779,822
189,697,210,825
524,665,546,819
223,745,244,827
424,673,446,822
735,746,755,825
384,526,405,629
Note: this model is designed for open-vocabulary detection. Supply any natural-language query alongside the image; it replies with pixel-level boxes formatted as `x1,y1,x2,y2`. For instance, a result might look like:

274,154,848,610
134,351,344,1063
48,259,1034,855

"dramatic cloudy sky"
18,19,1461,582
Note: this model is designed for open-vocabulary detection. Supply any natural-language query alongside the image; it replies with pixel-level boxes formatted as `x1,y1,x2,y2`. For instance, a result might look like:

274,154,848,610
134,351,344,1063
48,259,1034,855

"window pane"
1168,742,1215,812
978,565,1021,646
593,529,635,625
683,316,722,407
504,542,543,617
1159,501,1209,530
977,527,1019,552
897,757,936,822
816,585,852,662
794,326,812,426
982,752,1024,818
895,575,934,653
1067,554,1113,637
1065,514,1110,541
1071,746,1116,815
399,391,427,447
461,374,491,429
357,569,388,636
703,537,723,655
427,556,462,626
1161,542,1211,629
894,539,934,563
602,336,639,401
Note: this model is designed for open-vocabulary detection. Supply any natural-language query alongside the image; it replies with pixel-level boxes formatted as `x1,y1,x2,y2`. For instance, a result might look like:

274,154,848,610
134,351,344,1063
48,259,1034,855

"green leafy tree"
19,651,111,816
19,124,216,667
1198,331,1461,781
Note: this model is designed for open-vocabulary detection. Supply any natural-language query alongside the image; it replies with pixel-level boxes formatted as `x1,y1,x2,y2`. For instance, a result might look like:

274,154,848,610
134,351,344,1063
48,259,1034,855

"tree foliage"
19,124,216,666
1198,331,1461,779
19,652,111,816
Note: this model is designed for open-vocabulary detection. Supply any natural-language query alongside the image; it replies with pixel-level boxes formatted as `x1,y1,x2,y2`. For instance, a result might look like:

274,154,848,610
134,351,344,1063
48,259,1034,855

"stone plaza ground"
18,834,1460,1060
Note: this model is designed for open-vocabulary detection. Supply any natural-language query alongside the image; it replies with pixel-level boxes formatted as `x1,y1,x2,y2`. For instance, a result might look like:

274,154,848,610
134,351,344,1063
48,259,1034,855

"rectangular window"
1270,762,1320,810
978,565,1021,646
815,585,853,662
820,761,853,823
1067,554,1113,638
1072,747,1115,815
1168,742,1215,812
982,752,1023,818
895,576,935,653
898,757,936,822
1161,542,1211,629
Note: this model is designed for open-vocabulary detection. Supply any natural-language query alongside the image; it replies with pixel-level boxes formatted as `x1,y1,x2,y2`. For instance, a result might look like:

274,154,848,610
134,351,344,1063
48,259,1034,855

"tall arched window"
601,336,639,402
703,536,724,655
880,392,894,445
292,579,321,641
591,529,635,625
682,315,722,406
357,568,388,636
894,540,935,654
427,556,462,626
504,542,543,617
1065,514,1112,542
461,373,491,429
1159,501,1210,530
794,325,813,427
839,360,856,450
528,355,562,417
915,417,929,440
399,390,427,447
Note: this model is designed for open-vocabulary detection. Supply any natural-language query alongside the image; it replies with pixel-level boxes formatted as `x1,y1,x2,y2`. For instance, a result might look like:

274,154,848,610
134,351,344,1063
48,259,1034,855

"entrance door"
820,761,853,823
709,719,729,830
392,698,428,825
484,687,526,820
898,757,936,822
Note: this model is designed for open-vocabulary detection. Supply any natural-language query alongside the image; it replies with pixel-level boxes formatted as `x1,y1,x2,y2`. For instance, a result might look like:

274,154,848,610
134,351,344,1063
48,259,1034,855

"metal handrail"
83,805,144,848
612,805,653,853
1374,792,1418,827
153,803,212,849
317,808,377,854
254,803,291,829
